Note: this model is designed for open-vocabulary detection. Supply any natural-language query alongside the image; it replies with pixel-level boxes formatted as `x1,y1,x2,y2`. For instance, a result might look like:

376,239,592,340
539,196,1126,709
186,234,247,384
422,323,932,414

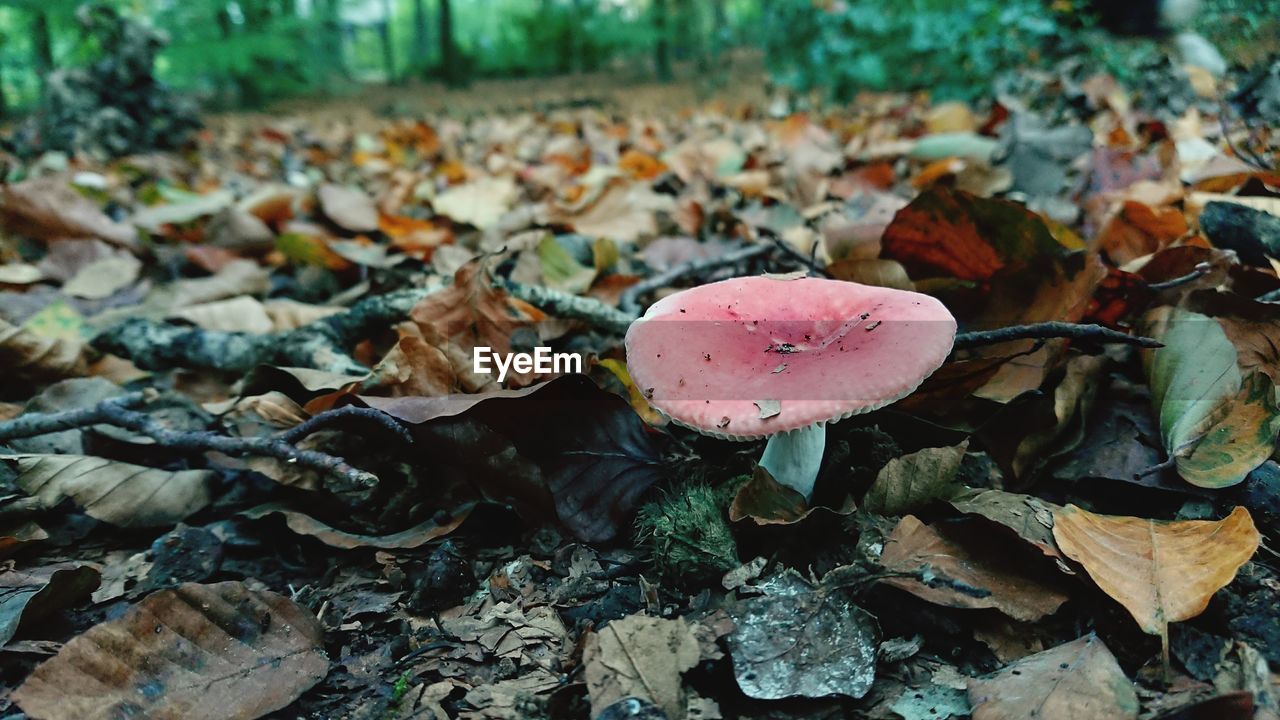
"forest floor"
0,54,1279,720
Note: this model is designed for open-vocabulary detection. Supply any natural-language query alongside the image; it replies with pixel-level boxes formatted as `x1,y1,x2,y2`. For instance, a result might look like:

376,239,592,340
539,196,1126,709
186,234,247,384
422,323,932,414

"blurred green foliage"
0,0,1272,116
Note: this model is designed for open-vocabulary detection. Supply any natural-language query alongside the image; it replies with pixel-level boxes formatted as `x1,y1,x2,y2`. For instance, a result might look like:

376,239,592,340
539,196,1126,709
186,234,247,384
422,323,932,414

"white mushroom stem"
759,424,826,503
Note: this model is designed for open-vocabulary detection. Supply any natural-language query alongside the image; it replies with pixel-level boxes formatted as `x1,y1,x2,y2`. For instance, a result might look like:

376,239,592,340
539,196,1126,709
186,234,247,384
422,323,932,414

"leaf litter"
0,56,1277,720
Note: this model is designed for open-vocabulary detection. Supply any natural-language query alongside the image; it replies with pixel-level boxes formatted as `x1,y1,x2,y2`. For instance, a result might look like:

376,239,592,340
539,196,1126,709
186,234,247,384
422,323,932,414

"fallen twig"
953,322,1160,350
0,396,393,488
1147,262,1213,291
93,284,440,375
505,281,636,333
0,392,148,442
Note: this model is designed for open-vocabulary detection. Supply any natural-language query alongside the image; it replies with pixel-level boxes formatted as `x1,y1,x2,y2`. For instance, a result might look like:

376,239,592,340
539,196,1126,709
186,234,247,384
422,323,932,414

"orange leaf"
1051,505,1260,641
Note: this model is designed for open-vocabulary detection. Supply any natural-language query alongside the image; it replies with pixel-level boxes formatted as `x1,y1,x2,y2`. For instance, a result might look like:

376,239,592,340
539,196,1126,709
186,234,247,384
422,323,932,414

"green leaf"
537,235,597,294
1143,307,1280,488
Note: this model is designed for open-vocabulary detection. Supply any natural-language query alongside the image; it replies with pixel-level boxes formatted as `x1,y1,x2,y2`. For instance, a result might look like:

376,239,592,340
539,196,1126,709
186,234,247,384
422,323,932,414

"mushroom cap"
624,275,956,440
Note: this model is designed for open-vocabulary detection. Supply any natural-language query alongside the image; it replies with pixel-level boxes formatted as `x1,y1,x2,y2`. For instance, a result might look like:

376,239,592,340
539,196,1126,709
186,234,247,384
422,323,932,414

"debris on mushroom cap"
624,276,957,440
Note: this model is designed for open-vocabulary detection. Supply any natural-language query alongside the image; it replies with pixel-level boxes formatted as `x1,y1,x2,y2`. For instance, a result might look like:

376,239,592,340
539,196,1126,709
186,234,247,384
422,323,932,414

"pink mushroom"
624,275,957,501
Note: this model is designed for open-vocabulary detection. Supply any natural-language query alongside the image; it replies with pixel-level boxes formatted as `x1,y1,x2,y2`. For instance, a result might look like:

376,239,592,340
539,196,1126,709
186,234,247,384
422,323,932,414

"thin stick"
618,243,774,315
1147,262,1213,291
0,392,148,442
0,396,382,487
277,405,412,445
953,322,1160,350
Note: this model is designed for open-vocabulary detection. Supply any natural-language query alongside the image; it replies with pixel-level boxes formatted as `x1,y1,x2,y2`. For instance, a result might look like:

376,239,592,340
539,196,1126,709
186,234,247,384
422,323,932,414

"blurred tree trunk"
32,9,54,91
439,0,461,86
711,0,726,62
412,0,430,66
379,0,396,84
653,0,671,81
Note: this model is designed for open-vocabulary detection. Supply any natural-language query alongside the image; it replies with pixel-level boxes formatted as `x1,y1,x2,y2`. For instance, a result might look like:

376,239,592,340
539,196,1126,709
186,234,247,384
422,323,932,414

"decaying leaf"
243,502,474,550
727,585,879,700
878,515,1069,622
432,176,519,229
1,175,140,251
880,186,1066,281
11,581,328,720
408,259,545,387
0,318,88,382
1143,307,1280,487
863,442,967,515
4,454,214,527
317,183,379,233
967,634,1139,720
583,615,702,719
0,564,100,646
948,489,1063,560
1051,505,1260,643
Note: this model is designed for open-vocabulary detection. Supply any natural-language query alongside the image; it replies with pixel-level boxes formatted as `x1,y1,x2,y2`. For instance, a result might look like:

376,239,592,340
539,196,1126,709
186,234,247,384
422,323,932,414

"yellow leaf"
1052,505,1259,652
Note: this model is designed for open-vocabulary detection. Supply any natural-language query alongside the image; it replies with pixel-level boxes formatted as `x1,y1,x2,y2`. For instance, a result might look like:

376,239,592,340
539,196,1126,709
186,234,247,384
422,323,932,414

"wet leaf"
3,454,214,528
0,564,100,646
878,515,1069,622
967,634,1139,720
863,442,967,515
1052,505,1260,642
11,581,328,720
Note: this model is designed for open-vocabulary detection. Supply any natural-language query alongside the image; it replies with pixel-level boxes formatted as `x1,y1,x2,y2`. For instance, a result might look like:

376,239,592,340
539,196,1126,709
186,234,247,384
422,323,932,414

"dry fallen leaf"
4,454,215,528
317,183,379,233
432,176,519,229
967,633,1139,720
11,581,328,720
583,614,702,719
1,176,140,251
1051,505,1259,649
0,564,100,647
408,260,545,387
879,515,1069,622
0,318,87,382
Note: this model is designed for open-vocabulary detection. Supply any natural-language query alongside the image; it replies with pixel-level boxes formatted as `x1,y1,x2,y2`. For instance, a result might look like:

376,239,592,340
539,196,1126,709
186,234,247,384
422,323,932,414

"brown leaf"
243,503,474,550
880,186,1066,281
4,454,214,528
11,581,328,720
729,466,810,524
317,183,379,233
0,564,100,646
878,515,1069,622
583,615,702,719
408,260,545,387
0,521,48,559
948,489,1064,561
1097,201,1189,266
967,634,1139,720
1,176,139,252
0,318,87,382
863,442,967,515
1051,505,1260,639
